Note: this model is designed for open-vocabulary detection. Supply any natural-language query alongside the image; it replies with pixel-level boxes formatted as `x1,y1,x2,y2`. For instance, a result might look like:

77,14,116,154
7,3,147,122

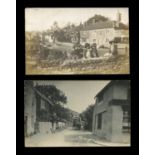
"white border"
140,0,155,155
0,0,16,155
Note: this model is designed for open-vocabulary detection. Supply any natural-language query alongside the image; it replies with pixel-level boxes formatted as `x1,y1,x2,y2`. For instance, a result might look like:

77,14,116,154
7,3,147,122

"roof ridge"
81,20,128,31
33,87,54,106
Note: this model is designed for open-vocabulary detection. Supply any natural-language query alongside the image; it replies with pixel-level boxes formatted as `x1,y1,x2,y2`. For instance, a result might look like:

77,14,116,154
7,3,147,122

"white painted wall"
24,86,36,136
39,122,52,133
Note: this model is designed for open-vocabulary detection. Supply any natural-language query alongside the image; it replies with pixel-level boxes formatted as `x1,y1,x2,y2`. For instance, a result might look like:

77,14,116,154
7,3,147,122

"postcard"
24,80,130,147
25,8,129,74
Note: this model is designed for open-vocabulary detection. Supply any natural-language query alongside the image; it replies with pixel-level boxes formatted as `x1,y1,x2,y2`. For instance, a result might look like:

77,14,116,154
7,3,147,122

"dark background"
16,0,139,154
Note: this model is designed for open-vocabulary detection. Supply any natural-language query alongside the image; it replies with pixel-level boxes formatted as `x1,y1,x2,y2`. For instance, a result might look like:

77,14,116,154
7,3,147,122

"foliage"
35,84,70,122
35,84,67,105
80,104,95,131
25,32,41,57
50,22,82,43
49,15,109,43
86,14,109,25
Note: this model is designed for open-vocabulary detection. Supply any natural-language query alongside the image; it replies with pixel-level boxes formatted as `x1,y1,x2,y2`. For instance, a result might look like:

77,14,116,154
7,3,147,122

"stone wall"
39,122,52,134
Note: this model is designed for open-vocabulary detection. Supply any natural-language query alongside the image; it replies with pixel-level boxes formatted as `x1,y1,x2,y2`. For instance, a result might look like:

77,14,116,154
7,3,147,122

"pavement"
25,127,130,147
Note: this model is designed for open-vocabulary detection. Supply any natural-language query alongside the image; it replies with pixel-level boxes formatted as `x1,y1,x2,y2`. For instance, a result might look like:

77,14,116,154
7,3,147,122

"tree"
35,84,68,122
80,104,95,131
56,30,66,42
25,32,41,57
35,84,67,105
51,21,60,43
86,14,109,25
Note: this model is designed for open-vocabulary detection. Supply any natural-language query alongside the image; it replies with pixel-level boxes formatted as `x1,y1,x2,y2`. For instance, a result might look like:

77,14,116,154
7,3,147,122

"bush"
48,49,65,60
80,105,94,131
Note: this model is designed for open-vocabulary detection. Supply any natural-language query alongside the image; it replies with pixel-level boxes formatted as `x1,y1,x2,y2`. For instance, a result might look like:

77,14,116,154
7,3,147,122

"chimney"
116,11,121,27
117,11,121,22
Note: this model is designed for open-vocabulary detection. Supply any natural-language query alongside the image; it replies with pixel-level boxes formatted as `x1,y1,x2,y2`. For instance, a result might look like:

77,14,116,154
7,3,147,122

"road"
25,127,103,147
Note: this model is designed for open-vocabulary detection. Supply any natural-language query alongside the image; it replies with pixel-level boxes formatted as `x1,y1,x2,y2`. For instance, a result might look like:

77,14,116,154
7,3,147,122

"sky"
34,80,110,113
25,8,129,31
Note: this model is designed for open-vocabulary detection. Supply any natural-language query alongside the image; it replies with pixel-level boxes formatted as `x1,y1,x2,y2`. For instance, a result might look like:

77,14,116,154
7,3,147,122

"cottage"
92,80,130,143
24,81,55,136
35,88,54,134
80,12,129,55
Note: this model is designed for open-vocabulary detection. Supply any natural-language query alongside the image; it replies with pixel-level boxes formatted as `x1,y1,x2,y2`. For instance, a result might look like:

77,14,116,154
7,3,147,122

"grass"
26,55,130,75
26,42,129,74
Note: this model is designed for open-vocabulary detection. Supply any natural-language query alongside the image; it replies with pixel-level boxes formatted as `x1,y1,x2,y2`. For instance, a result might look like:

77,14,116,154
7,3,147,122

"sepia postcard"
25,8,130,75
24,80,131,147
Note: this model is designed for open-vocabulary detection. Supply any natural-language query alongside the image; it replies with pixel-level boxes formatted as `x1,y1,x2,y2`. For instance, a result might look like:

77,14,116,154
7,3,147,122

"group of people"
83,43,99,58
72,43,99,59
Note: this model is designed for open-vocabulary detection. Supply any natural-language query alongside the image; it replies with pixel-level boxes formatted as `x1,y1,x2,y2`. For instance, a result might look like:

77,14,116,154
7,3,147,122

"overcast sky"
34,80,110,113
25,8,128,31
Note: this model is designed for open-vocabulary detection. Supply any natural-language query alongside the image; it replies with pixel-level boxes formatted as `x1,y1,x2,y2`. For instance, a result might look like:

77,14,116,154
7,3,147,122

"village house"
24,81,74,137
35,87,55,134
80,12,129,55
24,81,55,136
92,80,130,143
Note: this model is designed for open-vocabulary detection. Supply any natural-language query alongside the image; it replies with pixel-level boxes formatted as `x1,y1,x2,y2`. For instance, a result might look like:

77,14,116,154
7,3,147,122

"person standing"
91,43,99,57
110,41,118,56
53,122,56,133
84,43,91,58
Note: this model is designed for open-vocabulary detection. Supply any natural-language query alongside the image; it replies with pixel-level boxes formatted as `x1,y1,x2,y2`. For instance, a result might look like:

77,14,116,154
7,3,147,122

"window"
122,109,131,133
97,93,104,103
97,113,102,129
114,37,121,43
40,99,46,110
81,38,86,42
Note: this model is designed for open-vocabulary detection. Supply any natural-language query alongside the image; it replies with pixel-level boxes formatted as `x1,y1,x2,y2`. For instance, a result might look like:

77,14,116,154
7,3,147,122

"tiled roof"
81,21,128,31
95,80,130,98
